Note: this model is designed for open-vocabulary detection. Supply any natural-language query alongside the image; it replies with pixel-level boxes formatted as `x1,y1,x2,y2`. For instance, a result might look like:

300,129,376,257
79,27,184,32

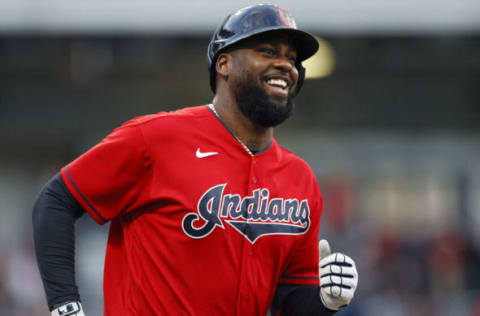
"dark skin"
212,32,299,153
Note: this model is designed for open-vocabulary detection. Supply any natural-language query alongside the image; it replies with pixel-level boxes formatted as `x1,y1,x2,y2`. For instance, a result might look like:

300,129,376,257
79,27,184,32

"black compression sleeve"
32,172,85,311
271,284,335,316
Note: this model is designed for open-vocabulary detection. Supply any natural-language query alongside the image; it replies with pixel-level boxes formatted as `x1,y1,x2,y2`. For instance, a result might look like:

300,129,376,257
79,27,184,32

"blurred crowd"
0,135,479,315
319,171,480,316
0,28,478,316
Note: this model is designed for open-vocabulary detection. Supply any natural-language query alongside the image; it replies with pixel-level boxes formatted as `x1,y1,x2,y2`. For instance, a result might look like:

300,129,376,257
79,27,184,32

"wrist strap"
51,301,82,316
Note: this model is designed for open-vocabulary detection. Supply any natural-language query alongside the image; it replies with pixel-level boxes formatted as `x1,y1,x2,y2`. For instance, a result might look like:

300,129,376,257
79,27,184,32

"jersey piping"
205,105,273,156
64,166,107,223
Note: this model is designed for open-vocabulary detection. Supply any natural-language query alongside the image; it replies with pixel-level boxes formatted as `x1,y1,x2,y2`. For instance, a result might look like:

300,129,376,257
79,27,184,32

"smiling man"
33,4,358,316
215,32,298,129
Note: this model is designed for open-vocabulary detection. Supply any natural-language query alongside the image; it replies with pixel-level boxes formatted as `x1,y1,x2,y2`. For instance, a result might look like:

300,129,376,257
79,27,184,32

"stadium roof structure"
1,0,479,35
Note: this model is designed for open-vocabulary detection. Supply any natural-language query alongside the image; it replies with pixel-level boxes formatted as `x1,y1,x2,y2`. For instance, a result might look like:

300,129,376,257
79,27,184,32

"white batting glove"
51,301,85,316
318,239,358,311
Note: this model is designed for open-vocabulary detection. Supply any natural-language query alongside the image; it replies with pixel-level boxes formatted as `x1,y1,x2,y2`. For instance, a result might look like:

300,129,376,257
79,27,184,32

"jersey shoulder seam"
125,105,212,128
276,142,313,170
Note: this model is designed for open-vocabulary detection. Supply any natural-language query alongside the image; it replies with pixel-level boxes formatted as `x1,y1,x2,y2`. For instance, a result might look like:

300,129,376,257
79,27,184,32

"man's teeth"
267,79,287,88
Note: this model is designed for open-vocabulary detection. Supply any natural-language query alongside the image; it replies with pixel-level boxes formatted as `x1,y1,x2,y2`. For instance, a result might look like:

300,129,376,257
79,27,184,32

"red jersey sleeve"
279,182,322,286
61,121,152,224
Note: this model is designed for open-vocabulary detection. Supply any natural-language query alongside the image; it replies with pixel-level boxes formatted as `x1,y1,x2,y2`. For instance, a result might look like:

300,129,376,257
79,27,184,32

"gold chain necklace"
208,104,254,157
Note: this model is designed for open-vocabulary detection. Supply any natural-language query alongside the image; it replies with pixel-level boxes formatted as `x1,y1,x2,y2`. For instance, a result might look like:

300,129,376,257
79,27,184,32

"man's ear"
216,53,231,77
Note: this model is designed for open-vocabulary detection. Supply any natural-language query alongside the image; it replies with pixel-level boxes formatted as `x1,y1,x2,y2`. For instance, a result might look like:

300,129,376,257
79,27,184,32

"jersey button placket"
249,157,258,188
237,157,257,315
248,158,258,258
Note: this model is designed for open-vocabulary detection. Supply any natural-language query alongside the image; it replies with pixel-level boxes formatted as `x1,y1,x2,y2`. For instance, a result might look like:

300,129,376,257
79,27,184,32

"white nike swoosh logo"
196,148,218,158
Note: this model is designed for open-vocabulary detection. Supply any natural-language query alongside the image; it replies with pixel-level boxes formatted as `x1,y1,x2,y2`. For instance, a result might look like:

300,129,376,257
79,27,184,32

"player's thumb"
319,239,331,260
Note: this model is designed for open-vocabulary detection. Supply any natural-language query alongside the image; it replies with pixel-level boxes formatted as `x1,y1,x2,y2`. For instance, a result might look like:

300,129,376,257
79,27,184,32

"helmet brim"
234,27,319,62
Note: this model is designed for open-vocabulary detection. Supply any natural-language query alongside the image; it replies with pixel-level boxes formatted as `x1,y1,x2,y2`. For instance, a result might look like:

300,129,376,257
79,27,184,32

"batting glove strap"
319,253,358,311
51,301,85,316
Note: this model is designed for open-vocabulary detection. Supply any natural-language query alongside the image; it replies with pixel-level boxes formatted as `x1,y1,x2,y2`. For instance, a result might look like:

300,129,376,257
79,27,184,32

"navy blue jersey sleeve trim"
65,166,107,223
271,284,335,315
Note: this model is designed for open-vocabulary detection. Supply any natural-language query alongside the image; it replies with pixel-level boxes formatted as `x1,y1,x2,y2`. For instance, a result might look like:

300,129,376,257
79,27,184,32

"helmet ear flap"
209,56,218,93
296,62,306,94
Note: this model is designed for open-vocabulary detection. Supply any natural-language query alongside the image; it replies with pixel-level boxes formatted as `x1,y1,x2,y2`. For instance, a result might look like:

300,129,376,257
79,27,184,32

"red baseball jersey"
61,105,322,315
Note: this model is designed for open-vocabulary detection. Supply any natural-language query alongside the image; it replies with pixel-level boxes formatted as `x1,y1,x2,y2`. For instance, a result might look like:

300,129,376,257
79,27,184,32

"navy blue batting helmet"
207,4,319,93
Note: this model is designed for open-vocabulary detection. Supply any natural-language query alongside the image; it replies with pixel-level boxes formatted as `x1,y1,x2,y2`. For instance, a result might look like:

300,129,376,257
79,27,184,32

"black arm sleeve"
32,172,85,311
271,284,336,316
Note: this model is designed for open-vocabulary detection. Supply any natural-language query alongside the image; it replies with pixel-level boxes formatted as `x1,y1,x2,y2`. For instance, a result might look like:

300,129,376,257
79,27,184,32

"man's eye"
261,48,275,55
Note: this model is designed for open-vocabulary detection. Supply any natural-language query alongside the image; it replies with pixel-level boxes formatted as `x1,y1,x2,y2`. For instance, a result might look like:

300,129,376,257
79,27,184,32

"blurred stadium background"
0,0,479,315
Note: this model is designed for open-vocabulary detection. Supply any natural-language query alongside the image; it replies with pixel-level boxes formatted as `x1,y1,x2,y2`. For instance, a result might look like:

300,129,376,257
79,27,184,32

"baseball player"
32,4,358,315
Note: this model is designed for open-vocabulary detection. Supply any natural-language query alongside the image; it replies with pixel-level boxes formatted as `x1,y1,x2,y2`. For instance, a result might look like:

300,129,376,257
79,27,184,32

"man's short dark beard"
233,74,295,127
